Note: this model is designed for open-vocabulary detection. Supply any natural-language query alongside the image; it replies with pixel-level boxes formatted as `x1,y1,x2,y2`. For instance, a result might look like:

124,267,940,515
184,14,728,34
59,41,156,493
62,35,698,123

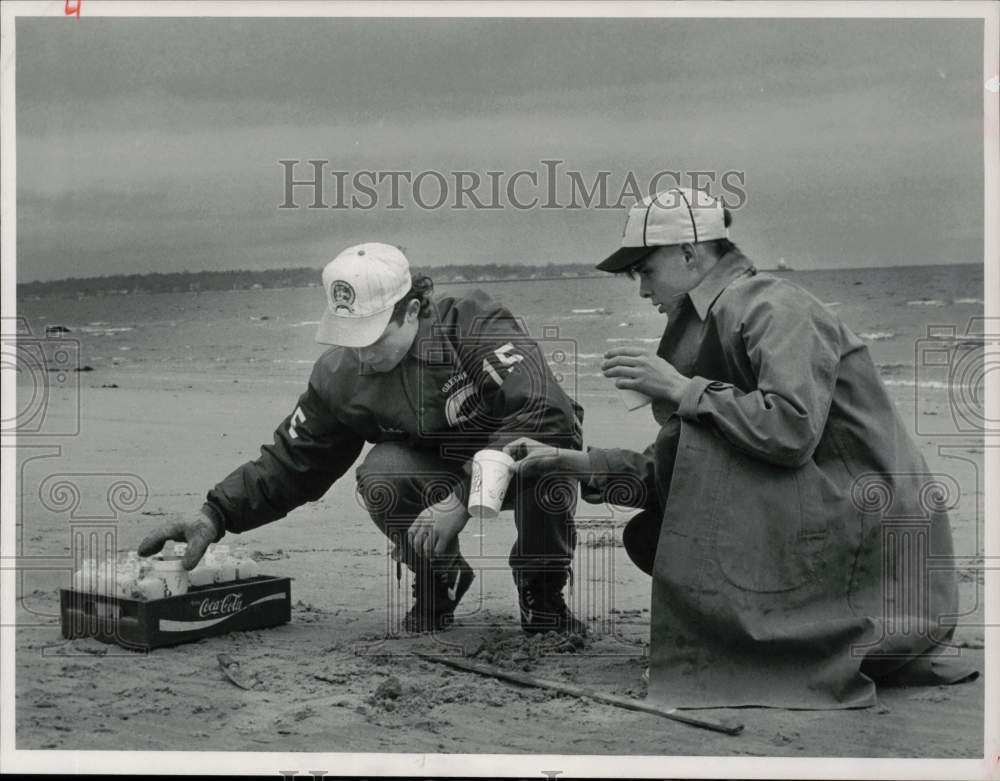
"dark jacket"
205,291,583,534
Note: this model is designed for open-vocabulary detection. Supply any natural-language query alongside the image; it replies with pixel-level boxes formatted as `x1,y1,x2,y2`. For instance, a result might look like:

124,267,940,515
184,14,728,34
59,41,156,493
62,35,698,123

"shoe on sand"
403,557,475,633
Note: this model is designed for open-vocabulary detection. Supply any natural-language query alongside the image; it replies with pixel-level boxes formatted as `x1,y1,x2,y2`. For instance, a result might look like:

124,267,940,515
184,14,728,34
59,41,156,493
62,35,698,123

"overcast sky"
16,16,984,282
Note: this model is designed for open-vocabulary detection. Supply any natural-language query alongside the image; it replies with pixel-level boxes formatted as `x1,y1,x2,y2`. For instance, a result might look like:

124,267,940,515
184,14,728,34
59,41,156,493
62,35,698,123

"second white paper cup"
468,449,515,520
152,557,190,596
616,386,651,411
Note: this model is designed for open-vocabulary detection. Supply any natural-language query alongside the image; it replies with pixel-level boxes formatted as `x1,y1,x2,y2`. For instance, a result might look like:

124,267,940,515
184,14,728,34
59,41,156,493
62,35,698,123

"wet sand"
13,370,986,759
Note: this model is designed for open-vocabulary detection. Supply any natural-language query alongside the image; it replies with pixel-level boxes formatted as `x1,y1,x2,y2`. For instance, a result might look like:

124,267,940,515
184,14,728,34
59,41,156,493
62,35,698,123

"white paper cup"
616,386,651,411
152,557,190,596
468,449,515,520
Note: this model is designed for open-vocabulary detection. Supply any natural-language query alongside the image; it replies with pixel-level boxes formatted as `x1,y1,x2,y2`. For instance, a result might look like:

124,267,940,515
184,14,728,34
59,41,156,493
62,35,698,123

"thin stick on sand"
413,652,744,736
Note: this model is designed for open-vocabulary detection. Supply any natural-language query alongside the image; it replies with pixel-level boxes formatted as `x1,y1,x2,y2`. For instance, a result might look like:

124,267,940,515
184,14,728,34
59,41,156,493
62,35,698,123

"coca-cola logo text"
198,592,244,618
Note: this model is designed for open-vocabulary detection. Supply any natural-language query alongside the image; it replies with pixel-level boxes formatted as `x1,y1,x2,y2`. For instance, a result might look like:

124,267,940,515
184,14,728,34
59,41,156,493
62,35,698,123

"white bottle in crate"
136,575,166,600
188,559,215,587
73,559,98,592
233,548,259,580
95,561,115,596
212,545,237,583
114,557,137,597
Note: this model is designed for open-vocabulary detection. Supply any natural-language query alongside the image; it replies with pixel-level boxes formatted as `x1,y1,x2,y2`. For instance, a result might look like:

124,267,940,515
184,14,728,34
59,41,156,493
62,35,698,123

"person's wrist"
556,448,590,473
199,504,224,541
669,377,692,404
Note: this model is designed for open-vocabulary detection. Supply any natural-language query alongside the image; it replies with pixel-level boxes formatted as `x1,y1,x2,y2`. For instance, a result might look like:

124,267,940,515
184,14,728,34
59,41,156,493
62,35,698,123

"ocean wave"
78,326,135,334
823,301,842,308
954,298,983,305
860,331,895,341
882,378,974,389
571,308,611,315
906,299,945,306
290,321,321,327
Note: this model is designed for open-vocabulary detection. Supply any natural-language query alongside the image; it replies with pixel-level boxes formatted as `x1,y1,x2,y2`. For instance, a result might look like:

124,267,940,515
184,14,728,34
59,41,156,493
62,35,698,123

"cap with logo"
597,187,728,272
315,243,412,347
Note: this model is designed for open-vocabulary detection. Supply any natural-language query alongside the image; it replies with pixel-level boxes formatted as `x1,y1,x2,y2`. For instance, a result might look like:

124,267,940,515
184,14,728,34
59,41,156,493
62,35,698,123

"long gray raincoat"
586,250,974,708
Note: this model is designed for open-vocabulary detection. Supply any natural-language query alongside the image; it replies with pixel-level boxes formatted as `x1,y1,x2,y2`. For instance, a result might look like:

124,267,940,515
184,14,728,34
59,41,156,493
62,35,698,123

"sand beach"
12,265,987,758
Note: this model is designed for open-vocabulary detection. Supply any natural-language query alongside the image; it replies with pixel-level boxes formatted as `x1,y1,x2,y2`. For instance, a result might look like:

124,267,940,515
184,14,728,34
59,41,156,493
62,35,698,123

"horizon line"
15,260,985,289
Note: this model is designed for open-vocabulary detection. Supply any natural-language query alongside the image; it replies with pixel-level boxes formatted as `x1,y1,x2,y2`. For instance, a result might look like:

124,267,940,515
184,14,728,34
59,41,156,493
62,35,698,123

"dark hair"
389,274,434,324
703,207,736,257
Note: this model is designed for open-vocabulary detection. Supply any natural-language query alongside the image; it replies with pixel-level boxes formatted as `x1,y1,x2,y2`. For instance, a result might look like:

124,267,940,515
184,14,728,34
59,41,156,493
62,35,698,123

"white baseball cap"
597,187,728,272
315,243,412,347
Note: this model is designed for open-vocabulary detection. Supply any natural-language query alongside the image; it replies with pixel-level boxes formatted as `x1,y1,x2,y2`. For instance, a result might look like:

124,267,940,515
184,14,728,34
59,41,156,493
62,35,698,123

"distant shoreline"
16,262,982,301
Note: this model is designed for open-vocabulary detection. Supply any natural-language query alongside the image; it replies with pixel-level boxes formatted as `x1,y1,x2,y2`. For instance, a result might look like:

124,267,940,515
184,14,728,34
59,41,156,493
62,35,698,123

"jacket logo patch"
444,382,477,426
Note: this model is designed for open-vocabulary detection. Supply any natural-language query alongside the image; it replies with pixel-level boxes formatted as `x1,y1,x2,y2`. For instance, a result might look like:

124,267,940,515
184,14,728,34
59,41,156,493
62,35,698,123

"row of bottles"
71,543,260,600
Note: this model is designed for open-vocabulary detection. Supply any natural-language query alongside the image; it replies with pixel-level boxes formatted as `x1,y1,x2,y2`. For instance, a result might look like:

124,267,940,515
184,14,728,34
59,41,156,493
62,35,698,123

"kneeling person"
140,243,585,635
507,188,973,708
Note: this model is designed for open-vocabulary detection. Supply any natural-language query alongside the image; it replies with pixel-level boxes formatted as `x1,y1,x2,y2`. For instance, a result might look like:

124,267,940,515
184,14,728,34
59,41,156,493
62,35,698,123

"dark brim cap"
596,245,657,273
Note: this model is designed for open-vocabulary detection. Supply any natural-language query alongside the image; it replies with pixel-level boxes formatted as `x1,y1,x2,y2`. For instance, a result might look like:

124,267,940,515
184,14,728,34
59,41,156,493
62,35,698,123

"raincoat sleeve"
676,286,842,468
451,293,583,451
203,359,365,534
580,443,658,510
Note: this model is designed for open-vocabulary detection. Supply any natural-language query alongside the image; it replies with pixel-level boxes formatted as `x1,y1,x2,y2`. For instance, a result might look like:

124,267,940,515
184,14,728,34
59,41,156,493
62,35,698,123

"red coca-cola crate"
59,575,291,650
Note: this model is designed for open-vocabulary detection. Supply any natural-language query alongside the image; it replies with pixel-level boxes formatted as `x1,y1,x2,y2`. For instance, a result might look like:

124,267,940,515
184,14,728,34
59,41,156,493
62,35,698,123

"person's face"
355,299,420,372
632,244,703,314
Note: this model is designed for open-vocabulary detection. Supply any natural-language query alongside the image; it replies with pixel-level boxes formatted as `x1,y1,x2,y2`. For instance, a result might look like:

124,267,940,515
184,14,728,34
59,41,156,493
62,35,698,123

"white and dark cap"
315,243,412,348
597,187,728,272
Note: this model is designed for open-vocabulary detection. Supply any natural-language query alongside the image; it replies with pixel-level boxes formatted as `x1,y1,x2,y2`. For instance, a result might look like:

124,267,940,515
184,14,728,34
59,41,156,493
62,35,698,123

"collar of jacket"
406,299,451,361
686,248,756,321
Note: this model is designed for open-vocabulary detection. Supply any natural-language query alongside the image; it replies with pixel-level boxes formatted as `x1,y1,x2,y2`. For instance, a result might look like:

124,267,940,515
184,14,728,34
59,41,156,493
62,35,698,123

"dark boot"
403,556,475,633
516,570,588,636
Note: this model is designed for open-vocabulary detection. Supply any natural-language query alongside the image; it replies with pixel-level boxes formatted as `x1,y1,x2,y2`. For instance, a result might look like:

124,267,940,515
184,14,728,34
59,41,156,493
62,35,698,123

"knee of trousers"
622,509,660,576
355,444,460,530
509,472,579,518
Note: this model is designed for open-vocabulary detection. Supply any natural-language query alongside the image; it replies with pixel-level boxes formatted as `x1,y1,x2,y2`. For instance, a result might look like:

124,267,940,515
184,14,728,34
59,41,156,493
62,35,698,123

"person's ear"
405,298,421,322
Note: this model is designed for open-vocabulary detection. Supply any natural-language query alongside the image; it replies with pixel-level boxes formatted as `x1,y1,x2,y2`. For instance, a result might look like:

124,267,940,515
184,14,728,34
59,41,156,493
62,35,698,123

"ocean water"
16,264,985,397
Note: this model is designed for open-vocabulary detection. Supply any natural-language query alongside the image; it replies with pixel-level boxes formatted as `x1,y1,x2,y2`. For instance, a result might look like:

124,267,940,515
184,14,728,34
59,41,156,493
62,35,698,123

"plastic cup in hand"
468,449,515,520
616,386,651,411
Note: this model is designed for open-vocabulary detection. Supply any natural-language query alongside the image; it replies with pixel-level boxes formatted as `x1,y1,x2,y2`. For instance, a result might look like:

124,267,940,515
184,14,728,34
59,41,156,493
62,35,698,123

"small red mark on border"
65,0,81,17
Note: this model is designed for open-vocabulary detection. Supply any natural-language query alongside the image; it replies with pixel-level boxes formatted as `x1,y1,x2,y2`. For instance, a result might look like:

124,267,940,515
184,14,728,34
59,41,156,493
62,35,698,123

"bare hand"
407,492,469,561
137,509,220,570
601,347,690,403
502,436,590,479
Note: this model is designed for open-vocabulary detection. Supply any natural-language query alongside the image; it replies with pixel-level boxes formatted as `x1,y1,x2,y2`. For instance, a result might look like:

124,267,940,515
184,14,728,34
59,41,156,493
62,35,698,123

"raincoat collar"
687,248,755,321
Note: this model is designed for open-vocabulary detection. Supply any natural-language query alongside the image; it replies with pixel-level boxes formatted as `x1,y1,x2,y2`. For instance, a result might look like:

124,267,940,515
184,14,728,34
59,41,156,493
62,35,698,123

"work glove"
137,508,222,570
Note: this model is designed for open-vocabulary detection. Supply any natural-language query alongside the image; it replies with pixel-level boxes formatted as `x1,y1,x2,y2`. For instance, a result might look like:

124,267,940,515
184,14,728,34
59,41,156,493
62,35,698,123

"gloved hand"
137,508,221,570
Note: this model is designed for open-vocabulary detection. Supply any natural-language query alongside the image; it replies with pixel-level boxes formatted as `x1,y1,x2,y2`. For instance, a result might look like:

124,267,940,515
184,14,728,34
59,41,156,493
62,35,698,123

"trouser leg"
355,442,466,571
505,470,577,578
622,416,681,576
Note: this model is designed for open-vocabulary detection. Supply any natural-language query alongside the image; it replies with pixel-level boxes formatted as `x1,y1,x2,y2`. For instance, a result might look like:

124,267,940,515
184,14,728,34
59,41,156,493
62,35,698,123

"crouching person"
140,243,585,635
505,188,976,708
